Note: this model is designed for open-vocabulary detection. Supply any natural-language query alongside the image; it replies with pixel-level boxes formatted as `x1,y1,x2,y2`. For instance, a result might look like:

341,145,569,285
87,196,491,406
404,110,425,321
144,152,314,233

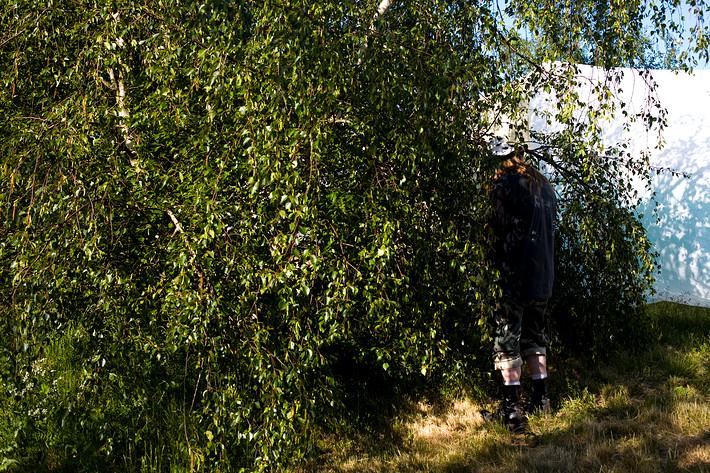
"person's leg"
524,353,550,412
525,354,546,377
486,297,525,430
521,299,551,413
490,296,524,373
501,366,522,384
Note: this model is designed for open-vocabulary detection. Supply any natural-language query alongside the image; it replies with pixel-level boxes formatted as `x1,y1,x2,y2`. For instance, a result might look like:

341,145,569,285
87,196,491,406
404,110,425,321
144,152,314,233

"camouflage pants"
489,296,550,370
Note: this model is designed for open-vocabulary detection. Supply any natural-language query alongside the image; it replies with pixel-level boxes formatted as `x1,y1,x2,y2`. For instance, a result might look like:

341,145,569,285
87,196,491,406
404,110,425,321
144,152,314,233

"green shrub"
0,1,666,471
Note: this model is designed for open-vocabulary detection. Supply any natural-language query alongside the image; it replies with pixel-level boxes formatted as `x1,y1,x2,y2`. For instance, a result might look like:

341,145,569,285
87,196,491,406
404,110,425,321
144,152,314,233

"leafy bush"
0,1,671,471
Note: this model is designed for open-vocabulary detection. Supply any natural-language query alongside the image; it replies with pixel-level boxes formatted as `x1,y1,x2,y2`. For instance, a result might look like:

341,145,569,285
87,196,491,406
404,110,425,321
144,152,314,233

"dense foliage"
1,0,707,471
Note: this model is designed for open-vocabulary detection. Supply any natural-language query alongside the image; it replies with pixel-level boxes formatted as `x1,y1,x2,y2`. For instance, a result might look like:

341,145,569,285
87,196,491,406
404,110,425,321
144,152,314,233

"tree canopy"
1,0,708,471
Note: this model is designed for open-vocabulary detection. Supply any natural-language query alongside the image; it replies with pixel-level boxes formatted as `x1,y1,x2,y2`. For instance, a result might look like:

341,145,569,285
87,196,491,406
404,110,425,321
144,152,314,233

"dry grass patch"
677,442,710,471
304,398,498,473
304,388,710,473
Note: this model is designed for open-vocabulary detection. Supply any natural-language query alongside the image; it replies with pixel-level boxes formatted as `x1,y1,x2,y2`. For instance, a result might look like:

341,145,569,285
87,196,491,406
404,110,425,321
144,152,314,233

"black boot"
482,384,525,432
530,377,551,414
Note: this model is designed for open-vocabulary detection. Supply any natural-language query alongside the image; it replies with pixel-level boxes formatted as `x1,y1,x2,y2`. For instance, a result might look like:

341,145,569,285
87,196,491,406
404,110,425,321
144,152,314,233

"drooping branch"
102,13,138,164
108,66,138,159
357,0,394,64
526,147,596,195
372,0,393,29
99,12,211,296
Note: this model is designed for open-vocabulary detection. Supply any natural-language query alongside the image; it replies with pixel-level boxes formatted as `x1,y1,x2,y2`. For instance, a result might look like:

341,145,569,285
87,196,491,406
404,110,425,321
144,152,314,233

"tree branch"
526,146,597,195
358,0,394,64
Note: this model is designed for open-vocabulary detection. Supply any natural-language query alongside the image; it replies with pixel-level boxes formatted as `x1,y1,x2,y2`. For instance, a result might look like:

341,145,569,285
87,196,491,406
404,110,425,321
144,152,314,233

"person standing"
484,137,557,432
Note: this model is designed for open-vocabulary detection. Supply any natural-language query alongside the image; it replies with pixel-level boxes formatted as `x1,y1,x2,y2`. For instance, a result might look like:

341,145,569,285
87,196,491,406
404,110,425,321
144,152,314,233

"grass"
300,302,710,473
2,302,707,472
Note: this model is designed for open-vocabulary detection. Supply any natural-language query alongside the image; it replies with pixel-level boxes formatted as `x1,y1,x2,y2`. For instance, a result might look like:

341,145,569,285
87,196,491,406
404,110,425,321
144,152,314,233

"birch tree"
1,0,708,470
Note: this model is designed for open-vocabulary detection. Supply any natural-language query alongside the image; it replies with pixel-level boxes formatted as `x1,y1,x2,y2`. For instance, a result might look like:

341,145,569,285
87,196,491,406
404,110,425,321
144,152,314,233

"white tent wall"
529,65,710,307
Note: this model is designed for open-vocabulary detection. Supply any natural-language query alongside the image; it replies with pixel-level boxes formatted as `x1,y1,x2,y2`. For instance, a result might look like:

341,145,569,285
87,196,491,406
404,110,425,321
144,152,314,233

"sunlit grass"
302,302,710,473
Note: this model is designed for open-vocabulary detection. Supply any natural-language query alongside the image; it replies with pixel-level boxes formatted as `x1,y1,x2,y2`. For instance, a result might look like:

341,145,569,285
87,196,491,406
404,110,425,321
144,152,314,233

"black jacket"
490,171,557,299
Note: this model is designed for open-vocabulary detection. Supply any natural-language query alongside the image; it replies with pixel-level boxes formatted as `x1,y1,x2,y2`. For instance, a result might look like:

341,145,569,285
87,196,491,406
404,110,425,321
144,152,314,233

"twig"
526,147,596,195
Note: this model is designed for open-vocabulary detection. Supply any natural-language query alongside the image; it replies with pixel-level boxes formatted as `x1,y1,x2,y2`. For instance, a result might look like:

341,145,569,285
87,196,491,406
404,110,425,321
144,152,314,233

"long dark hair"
499,154,550,194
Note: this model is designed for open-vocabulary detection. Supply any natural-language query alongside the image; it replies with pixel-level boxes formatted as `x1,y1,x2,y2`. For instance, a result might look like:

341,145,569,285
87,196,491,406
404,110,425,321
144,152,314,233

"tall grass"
0,323,196,472
301,302,710,473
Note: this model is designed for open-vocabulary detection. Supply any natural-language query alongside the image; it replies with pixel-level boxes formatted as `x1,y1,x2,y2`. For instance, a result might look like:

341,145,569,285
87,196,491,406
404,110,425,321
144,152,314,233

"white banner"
530,65,710,307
